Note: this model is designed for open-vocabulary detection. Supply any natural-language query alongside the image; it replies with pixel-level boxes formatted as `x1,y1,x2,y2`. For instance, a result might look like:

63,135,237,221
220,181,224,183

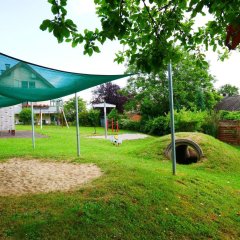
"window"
21,81,36,88
21,81,28,88
29,81,35,88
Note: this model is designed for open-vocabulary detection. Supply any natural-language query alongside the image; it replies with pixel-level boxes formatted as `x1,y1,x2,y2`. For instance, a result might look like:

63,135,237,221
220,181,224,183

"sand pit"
0,159,102,196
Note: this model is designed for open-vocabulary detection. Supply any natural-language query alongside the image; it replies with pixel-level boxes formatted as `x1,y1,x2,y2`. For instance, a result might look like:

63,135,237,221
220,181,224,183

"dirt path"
0,159,102,196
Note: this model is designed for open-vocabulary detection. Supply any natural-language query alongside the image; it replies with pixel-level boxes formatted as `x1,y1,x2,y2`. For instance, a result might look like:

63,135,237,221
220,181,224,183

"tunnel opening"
176,145,198,164
165,139,203,165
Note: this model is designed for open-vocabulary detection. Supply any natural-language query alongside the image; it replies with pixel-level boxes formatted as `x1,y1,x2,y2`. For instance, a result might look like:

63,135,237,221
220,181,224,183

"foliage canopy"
41,0,239,73
124,50,221,118
218,84,239,96
19,108,32,125
91,82,128,113
63,97,87,122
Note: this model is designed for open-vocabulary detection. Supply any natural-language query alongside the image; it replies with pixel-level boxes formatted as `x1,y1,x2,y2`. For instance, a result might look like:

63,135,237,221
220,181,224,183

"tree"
92,82,128,113
19,108,32,124
123,50,221,119
88,109,100,134
218,84,239,96
64,97,87,122
40,0,239,73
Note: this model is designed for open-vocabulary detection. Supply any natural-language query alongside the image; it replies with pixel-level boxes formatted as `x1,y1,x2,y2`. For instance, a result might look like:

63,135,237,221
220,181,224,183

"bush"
142,109,211,136
174,109,207,132
108,109,120,121
19,108,32,124
119,119,141,131
144,116,170,135
219,110,240,120
201,111,220,137
79,111,90,126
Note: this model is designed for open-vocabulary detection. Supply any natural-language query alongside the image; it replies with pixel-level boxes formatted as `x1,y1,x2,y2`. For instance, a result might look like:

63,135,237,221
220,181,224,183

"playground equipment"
165,139,203,164
92,102,116,139
110,134,122,146
107,118,119,132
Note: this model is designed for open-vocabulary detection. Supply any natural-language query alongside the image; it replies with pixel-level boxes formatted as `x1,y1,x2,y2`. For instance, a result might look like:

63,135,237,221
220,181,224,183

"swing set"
107,118,119,132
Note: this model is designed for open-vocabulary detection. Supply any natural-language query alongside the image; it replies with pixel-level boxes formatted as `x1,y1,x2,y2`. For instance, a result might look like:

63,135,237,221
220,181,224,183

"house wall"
14,101,60,125
0,106,15,131
0,66,49,88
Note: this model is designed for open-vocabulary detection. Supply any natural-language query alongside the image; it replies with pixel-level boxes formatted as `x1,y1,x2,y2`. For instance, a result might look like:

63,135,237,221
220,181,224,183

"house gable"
0,62,54,89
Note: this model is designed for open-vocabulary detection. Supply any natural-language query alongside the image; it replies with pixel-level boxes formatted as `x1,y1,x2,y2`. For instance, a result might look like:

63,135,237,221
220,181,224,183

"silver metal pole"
40,108,42,129
104,101,107,139
168,62,176,175
75,93,80,156
31,102,35,149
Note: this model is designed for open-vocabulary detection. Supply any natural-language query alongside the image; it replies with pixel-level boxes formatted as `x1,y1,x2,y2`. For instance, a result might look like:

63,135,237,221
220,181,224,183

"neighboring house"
14,99,63,125
0,62,61,125
215,95,240,111
0,62,53,89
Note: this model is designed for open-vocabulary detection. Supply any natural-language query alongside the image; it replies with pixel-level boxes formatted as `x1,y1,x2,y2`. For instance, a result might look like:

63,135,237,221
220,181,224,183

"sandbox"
0,159,102,196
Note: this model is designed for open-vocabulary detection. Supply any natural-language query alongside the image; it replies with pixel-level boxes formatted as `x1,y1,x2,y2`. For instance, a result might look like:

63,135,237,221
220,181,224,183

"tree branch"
141,0,160,39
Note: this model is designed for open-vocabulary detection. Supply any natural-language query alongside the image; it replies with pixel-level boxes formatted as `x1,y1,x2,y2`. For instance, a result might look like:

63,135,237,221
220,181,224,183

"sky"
0,0,240,104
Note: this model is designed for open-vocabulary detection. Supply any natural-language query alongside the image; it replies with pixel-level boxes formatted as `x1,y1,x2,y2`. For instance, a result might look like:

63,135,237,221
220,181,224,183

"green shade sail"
0,53,131,107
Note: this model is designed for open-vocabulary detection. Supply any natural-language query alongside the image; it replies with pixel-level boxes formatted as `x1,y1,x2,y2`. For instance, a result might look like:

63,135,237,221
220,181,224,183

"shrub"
142,109,210,136
119,119,141,131
144,116,170,135
108,109,120,121
79,111,90,126
173,109,207,132
219,110,240,120
88,109,100,134
19,108,32,124
201,111,220,137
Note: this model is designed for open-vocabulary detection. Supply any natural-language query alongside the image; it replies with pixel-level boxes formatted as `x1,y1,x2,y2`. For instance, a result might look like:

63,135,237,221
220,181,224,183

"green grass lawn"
0,125,239,240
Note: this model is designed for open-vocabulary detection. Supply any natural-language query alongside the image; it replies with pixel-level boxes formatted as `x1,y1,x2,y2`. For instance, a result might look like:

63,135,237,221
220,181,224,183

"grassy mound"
136,132,240,173
0,127,239,240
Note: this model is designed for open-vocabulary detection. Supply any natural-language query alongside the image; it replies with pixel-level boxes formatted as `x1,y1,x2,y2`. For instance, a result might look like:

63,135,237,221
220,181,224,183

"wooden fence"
218,120,240,145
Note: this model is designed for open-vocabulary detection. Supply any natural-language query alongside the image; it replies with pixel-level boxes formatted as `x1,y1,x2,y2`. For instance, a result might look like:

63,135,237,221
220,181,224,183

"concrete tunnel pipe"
164,139,204,164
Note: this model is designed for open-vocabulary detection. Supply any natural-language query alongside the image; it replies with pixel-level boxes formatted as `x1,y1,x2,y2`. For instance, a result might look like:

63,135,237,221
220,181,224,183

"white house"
14,99,63,125
0,62,62,126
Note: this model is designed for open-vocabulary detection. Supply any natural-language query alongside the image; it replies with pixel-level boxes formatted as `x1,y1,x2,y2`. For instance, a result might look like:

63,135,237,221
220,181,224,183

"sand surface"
88,133,148,140
0,159,102,196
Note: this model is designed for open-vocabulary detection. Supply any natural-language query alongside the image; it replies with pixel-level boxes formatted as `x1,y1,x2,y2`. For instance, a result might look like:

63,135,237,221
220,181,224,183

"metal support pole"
104,101,107,139
31,102,35,149
75,93,80,156
168,62,176,175
40,108,42,129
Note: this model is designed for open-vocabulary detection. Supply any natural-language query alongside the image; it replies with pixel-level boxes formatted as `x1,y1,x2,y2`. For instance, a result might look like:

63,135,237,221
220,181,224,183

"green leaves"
40,20,51,31
42,0,239,73
124,49,219,118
